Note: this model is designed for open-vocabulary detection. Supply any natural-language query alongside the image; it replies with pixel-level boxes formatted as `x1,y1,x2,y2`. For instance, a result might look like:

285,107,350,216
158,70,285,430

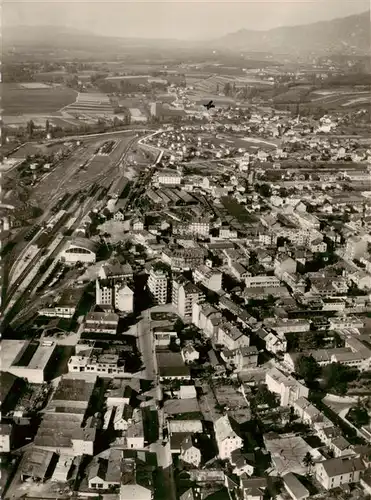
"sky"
4,0,370,40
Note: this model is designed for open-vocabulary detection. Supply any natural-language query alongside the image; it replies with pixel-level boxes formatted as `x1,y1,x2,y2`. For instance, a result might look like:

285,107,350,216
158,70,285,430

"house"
106,380,136,407
192,302,223,338
292,397,331,427
317,426,342,447
230,261,250,281
217,320,250,351
221,346,258,371
214,415,243,460
258,329,287,354
266,367,309,406
88,449,122,490
181,345,199,364
315,456,366,490
231,449,254,476
193,264,222,292
274,254,297,278
113,404,134,431
126,408,145,449
119,457,154,500
180,435,202,467
239,475,267,500
330,436,354,458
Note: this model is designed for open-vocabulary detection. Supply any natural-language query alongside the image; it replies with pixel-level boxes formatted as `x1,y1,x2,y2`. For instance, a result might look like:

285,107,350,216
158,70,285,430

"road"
135,314,157,382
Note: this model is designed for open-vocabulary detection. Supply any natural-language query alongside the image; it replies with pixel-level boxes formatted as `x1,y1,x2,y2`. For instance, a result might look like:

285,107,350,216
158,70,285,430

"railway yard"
1,129,155,330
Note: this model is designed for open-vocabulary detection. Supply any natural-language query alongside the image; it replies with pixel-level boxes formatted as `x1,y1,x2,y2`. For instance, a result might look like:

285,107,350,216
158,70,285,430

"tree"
224,82,231,96
113,116,120,129
27,120,35,138
322,363,358,395
174,318,185,334
303,451,314,469
347,403,369,427
295,355,320,383
258,183,272,198
253,385,278,409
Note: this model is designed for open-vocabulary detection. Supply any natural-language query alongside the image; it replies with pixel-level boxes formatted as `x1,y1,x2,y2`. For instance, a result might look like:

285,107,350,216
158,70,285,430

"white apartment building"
188,221,210,237
214,415,243,461
192,302,223,338
344,235,368,261
193,265,222,292
84,312,119,334
172,275,203,320
315,457,365,490
219,227,238,239
294,212,321,229
156,169,182,186
115,285,134,313
266,367,309,406
96,280,134,313
68,354,128,378
148,267,168,304
217,321,250,351
245,275,280,288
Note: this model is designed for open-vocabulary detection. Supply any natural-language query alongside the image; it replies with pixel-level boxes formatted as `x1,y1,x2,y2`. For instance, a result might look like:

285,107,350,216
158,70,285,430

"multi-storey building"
172,274,203,320
95,280,134,313
162,247,205,270
245,275,280,288
193,265,222,292
148,267,168,304
266,367,309,406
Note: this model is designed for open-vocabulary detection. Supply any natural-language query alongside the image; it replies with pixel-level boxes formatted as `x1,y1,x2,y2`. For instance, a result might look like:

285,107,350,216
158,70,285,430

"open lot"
1,83,77,115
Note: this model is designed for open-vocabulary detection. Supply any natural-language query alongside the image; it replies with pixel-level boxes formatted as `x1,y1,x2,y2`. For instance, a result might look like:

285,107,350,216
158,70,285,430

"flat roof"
52,377,95,403
28,343,56,370
1,340,28,371
264,434,312,476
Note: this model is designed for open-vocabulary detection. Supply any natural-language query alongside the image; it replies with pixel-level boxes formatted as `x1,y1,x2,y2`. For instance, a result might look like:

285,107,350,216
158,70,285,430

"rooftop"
283,472,309,500
19,449,55,480
320,456,366,478
52,377,95,403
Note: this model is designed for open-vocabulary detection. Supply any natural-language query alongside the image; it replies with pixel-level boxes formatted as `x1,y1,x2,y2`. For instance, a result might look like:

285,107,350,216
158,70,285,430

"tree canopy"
321,363,358,395
295,355,321,383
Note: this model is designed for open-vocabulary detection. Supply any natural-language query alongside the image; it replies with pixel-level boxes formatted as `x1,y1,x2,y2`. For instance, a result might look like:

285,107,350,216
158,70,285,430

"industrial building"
4,340,57,384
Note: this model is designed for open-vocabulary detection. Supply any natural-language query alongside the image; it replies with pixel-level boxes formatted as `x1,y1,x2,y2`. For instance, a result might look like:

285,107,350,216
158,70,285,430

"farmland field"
1,83,77,115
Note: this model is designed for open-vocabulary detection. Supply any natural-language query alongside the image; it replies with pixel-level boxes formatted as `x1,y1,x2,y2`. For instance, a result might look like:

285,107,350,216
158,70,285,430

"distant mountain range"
4,11,371,56
210,11,371,55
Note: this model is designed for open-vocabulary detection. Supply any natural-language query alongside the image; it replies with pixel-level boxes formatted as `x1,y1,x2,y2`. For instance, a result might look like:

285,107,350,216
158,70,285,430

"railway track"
2,134,140,327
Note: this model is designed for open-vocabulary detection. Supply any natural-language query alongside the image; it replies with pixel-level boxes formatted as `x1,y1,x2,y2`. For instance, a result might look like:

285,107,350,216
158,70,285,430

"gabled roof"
214,415,240,442
319,456,365,478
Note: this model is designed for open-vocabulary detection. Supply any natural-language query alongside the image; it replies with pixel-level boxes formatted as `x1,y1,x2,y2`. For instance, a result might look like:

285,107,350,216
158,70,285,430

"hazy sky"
4,0,370,40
